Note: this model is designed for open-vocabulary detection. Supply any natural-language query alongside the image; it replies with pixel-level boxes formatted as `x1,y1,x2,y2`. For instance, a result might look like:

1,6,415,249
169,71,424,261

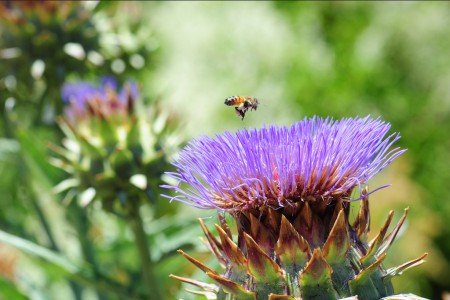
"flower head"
163,116,405,212
53,77,181,211
167,116,426,300
61,78,138,124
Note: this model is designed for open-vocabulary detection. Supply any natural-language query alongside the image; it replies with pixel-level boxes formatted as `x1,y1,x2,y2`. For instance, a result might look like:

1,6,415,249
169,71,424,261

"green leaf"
0,230,81,274
16,129,61,187
0,230,139,299
0,277,27,300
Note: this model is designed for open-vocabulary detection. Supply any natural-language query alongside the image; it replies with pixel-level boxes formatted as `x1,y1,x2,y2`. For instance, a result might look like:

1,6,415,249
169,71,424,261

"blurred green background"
0,1,449,299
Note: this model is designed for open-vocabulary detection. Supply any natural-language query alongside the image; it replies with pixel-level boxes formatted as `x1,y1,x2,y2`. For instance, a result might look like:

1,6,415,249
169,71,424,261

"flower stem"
127,201,161,300
69,203,109,300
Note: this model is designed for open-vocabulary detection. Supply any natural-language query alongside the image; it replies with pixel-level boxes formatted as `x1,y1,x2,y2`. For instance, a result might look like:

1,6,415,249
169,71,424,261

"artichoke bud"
52,78,180,212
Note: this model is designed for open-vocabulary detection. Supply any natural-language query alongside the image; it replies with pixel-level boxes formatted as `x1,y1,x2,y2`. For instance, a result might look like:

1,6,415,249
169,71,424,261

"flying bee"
224,96,259,120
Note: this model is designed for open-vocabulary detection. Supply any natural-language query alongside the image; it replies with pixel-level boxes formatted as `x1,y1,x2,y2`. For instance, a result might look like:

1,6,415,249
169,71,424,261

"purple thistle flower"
61,77,139,123
162,116,405,212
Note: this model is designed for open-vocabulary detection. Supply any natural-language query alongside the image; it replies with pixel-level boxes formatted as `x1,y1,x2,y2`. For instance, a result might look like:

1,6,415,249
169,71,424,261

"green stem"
127,202,161,300
69,204,108,300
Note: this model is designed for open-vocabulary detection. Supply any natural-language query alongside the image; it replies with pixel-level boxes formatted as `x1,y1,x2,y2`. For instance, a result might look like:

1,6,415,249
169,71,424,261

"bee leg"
235,107,246,120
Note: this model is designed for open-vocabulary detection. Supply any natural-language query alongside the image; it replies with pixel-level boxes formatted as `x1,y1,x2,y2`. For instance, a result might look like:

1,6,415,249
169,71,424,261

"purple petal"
162,116,405,212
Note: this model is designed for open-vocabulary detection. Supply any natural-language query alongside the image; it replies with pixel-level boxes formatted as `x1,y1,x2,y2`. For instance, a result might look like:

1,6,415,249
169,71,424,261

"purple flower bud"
61,78,139,123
